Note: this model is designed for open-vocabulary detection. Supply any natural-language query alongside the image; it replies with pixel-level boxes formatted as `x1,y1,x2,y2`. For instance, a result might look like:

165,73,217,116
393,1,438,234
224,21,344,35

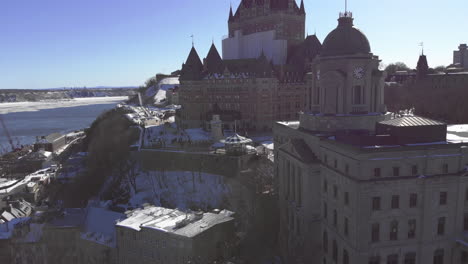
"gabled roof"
379,116,446,127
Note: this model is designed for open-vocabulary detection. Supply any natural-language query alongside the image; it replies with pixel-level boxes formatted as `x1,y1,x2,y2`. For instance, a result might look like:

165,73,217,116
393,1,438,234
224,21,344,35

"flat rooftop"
116,206,234,238
276,121,468,152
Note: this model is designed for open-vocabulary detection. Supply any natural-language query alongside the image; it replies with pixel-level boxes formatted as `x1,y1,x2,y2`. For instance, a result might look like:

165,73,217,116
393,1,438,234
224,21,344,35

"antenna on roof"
345,0,348,13
190,34,194,47
419,42,424,55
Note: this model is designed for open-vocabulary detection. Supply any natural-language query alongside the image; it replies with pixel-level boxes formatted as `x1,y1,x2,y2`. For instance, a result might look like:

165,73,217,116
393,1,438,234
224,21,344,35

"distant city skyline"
1,0,466,89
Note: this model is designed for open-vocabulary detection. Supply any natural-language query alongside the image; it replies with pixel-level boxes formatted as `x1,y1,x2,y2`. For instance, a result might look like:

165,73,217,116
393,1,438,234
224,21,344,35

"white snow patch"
0,97,127,115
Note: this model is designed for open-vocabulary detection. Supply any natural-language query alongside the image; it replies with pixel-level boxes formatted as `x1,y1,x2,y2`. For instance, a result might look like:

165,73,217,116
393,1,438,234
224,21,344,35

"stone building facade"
454,44,468,70
275,12,468,264
178,0,321,131
116,206,235,264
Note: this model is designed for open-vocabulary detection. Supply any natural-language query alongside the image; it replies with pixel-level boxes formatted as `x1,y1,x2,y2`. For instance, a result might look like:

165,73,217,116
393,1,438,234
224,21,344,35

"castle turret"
299,0,305,15
180,47,203,81
205,43,224,74
416,54,429,80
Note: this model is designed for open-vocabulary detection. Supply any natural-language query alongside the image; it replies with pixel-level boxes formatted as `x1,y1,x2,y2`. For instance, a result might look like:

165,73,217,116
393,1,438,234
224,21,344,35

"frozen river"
0,97,127,151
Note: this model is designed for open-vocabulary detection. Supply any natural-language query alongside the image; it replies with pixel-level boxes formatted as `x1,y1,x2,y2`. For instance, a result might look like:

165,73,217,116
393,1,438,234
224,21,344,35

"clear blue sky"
1,0,466,89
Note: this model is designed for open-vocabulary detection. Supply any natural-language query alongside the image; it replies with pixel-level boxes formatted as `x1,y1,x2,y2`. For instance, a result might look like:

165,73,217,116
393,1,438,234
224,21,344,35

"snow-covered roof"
49,208,86,228
116,206,234,238
81,207,124,247
221,134,252,145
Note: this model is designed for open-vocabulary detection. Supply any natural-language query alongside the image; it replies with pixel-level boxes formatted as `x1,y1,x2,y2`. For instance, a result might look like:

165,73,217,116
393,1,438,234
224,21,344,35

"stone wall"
137,150,255,178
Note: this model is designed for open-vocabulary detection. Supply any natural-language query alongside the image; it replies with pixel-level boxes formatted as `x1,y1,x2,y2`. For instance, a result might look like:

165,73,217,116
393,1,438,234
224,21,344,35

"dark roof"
231,0,301,21
299,0,305,15
180,47,204,81
321,16,371,57
287,34,322,71
378,116,446,127
205,44,224,74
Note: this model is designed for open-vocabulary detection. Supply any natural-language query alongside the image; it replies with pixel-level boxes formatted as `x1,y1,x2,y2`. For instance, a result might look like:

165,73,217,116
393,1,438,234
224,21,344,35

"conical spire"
417,54,429,80
299,0,305,14
205,43,224,74
180,47,204,80
229,5,234,22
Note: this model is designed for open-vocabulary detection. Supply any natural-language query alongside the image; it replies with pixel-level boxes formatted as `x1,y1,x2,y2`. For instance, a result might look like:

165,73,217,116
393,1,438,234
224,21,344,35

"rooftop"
116,206,234,238
378,116,445,127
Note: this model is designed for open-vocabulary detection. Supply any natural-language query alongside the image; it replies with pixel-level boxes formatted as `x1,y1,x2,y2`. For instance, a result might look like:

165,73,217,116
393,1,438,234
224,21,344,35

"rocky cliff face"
0,88,138,103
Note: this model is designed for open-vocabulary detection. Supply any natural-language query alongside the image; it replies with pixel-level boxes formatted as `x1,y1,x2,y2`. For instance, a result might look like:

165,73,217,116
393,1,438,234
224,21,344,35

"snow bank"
448,125,468,133
0,97,127,115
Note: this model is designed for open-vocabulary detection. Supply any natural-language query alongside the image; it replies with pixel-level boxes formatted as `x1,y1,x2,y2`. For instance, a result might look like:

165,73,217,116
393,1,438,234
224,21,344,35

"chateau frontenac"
178,0,320,131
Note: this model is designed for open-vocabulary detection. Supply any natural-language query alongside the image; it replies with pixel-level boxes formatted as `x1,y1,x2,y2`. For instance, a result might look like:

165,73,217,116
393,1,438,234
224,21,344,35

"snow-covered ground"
144,77,179,104
155,77,179,103
144,122,212,148
128,171,230,211
0,96,127,115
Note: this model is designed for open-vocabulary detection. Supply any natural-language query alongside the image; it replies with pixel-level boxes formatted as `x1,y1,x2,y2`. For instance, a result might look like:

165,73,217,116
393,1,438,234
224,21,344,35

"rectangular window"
408,219,416,239
461,251,468,264
409,193,418,208
391,195,400,209
323,180,328,193
404,252,416,264
439,192,447,205
334,159,338,168
442,163,449,174
374,168,381,177
353,85,362,104
387,254,398,264
412,165,418,176
344,192,349,206
369,256,381,264
371,223,380,242
437,217,445,235
390,221,398,240
345,164,349,174
393,167,400,177
433,249,444,264
333,185,338,199
333,210,337,227
323,202,328,219
372,197,381,211
344,217,349,237
464,214,468,231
